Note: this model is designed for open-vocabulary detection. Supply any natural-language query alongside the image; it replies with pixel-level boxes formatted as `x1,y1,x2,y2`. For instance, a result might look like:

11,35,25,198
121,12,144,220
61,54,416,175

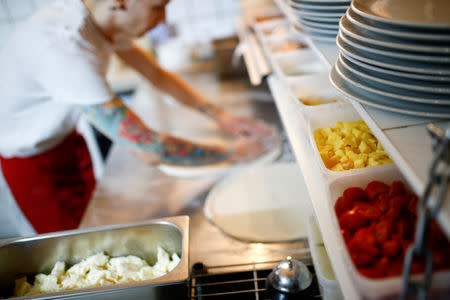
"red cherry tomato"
365,181,389,202
339,210,367,231
352,252,378,268
389,181,406,197
373,256,389,277
394,218,414,239
337,180,450,279
343,187,368,202
411,261,425,274
390,195,408,212
375,220,392,244
341,229,352,243
374,194,390,214
385,195,408,222
334,196,353,217
359,267,385,279
349,226,379,255
382,238,400,257
407,194,419,216
353,202,381,220
387,260,404,277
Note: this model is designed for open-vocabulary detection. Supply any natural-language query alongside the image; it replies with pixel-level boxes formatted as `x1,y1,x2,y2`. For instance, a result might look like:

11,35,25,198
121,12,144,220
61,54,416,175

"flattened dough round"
204,163,314,242
158,129,282,179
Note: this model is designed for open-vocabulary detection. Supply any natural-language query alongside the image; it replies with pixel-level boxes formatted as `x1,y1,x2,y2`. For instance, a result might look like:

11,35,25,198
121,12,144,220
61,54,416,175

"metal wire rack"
189,259,321,300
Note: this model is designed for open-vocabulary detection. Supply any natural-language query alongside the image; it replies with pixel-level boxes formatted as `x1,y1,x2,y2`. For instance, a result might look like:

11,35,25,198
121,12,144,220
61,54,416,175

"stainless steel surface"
80,66,307,273
267,257,312,293
0,216,189,299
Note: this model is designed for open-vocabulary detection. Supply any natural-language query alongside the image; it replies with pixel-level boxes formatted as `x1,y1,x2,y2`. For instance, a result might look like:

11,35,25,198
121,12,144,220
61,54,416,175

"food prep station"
0,69,321,299
1,0,450,299
242,0,450,299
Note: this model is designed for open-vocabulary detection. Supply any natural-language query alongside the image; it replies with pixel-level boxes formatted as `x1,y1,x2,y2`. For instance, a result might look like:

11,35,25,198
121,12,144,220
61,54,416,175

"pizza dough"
158,129,282,179
204,163,314,242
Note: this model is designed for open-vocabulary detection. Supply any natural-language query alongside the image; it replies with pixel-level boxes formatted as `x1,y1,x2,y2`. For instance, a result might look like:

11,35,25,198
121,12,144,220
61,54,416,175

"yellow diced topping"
313,120,392,171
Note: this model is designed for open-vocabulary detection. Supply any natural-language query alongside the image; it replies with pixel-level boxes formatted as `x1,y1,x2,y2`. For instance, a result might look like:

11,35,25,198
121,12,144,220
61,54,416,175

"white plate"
308,34,338,43
295,14,341,22
299,18,340,30
289,0,349,11
291,0,350,4
340,13,450,54
347,7,450,42
335,58,450,104
293,24,337,42
336,34,450,75
330,65,450,118
291,7,346,18
298,21,338,35
339,28,450,63
339,54,450,96
352,0,450,29
301,15,341,24
204,163,314,242
341,52,450,83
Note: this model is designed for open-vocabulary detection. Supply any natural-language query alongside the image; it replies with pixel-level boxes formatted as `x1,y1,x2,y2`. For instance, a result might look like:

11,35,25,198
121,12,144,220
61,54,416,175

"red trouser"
0,131,96,234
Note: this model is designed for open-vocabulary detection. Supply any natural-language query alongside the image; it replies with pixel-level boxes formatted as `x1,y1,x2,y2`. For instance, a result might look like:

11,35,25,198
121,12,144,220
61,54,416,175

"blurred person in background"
0,0,274,234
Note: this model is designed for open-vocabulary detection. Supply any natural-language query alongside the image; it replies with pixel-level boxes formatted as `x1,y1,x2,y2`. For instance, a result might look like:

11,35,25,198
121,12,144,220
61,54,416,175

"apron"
0,130,96,234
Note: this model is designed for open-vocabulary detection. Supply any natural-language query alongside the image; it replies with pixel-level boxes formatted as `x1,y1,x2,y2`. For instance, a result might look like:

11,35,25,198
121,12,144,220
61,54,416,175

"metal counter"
79,69,310,270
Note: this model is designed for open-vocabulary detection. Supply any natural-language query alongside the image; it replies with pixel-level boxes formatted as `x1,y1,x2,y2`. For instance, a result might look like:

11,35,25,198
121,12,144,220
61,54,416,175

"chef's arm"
115,43,225,119
80,97,230,166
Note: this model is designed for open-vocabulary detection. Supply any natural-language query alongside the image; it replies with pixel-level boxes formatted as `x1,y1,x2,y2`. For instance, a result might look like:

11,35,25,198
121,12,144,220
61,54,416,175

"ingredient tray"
0,216,189,299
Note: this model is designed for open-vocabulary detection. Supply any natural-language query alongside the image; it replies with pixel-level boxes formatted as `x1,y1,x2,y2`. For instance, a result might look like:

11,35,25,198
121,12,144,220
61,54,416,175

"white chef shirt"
0,0,115,158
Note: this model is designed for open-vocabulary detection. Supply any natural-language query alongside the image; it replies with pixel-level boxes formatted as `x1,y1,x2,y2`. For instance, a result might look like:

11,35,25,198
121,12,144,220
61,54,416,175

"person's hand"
216,111,274,138
228,132,280,163
129,149,161,166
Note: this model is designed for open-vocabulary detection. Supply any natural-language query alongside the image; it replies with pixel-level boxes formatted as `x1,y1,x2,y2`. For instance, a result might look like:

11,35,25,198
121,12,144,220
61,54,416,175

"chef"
0,0,273,234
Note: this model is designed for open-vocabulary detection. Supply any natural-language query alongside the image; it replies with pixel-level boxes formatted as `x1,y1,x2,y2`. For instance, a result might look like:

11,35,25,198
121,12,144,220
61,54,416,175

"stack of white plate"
330,0,450,118
288,0,351,42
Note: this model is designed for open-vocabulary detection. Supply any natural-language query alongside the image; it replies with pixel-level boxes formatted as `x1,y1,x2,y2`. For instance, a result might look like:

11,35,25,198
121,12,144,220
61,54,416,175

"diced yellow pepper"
315,120,391,171
331,163,345,171
326,154,341,168
359,141,371,153
354,159,365,169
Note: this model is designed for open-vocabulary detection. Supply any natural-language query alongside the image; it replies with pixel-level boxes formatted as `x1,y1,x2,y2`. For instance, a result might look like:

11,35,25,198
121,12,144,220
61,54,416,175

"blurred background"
0,0,248,161
0,0,240,55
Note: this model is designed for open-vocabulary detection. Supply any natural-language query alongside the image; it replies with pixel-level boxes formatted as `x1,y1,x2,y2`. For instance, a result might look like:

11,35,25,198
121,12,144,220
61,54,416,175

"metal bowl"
0,216,189,299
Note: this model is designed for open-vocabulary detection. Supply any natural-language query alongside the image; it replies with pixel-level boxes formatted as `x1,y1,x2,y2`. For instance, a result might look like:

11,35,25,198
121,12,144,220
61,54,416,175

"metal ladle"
267,256,313,294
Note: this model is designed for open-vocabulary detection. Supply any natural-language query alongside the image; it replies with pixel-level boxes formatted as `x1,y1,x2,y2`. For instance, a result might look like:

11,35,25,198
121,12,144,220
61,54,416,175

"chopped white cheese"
13,247,180,297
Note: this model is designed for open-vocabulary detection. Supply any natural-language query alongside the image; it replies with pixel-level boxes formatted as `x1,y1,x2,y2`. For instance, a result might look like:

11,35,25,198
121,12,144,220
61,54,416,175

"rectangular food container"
307,216,343,300
285,72,347,110
252,19,290,43
327,166,450,299
0,216,189,300
265,35,309,55
306,102,393,181
270,49,327,80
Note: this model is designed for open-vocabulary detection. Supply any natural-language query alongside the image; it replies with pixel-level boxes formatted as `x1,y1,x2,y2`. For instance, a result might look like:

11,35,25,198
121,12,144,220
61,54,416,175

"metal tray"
0,216,189,299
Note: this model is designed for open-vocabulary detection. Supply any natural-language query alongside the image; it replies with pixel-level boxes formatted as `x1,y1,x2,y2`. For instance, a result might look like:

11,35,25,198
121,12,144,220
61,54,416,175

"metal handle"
401,124,450,300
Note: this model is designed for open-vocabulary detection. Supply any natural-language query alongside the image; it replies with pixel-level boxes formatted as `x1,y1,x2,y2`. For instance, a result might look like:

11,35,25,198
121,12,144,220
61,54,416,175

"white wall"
0,0,240,49
166,0,240,42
